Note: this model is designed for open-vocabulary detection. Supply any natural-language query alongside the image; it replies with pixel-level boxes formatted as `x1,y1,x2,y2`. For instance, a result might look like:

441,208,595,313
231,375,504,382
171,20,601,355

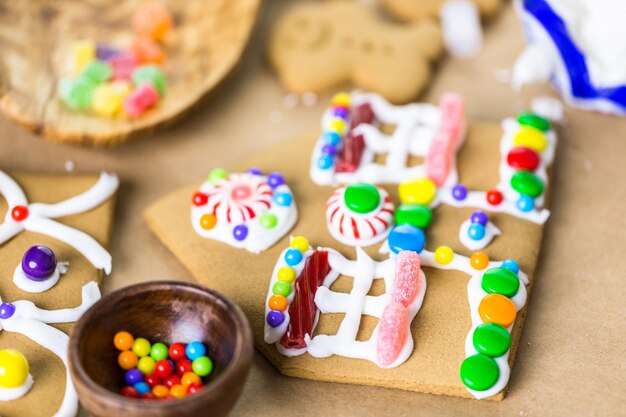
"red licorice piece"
335,133,365,173
350,102,375,128
279,251,331,350
486,189,503,206
11,205,29,222
507,147,540,171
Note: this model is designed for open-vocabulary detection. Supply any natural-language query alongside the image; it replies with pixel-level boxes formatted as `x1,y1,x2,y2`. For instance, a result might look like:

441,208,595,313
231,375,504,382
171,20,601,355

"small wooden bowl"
68,281,253,417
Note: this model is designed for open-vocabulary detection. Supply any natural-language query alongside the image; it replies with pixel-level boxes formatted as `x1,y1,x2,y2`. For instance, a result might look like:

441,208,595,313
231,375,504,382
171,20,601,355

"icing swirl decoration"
191,169,298,253
325,183,394,247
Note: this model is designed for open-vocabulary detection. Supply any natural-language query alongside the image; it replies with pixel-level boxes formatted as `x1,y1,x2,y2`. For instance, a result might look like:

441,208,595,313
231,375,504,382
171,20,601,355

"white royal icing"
0,171,118,274
0,374,34,401
191,172,298,253
0,281,101,416
13,262,69,293
458,219,501,251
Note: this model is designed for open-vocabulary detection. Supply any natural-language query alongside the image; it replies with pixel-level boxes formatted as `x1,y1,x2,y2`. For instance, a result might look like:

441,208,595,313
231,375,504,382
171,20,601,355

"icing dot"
318,155,334,170
486,189,503,206
21,245,56,281
118,351,138,370
331,92,351,107
272,281,292,297
517,112,551,132
344,183,380,214
267,172,285,188
323,131,341,146
468,223,486,241
138,356,156,375
435,246,454,264
268,294,288,311
132,338,151,357
266,310,285,328
501,259,519,274
186,342,206,360
321,144,336,155
388,224,425,254
0,302,16,319
511,171,544,198
200,214,217,230
513,126,548,152
470,210,488,226
247,167,262,175
481,267,520,297
460,354,499,391
277,266,296,283
11,205,29,222
470,251,489,270
473,323,511,357
398,177,437,205
329,118,345,134
478,294,517,327
125,368,144,385
284,249,303,266
114,331,134,351
0,350,29,388
233,224,249,241
260,213,278,229
395,203,432,229
274,192,293,207
290,236,309,253
208,168,228,185
192,356,213,377
517,194,535,212
451,184,468,201
192,192,208,206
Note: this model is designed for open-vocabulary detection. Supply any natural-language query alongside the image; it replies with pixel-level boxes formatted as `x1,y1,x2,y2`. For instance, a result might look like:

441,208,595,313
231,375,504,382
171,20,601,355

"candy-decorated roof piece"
0,172,116,417
191,169,297,253
513,0,626,114
311,92,465,186
145,110,554,400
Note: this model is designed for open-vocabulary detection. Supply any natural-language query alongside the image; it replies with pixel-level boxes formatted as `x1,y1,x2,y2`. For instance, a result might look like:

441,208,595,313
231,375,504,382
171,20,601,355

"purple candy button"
22,245,56,281
0,302,15,320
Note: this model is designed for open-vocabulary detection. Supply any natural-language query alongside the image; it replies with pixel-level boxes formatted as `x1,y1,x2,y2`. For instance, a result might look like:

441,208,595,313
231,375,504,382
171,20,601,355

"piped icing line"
0,374,34,401
514,0,626,114
325,184,395,247
310,92,466,186
191,169,298,253
264,237,425,368
13,262,69,293
0,171,118,274
0,281,101,416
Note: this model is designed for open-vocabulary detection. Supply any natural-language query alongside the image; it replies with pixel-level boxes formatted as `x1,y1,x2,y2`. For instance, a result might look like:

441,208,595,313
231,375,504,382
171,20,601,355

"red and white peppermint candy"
326,186,394,246
198,173,273,224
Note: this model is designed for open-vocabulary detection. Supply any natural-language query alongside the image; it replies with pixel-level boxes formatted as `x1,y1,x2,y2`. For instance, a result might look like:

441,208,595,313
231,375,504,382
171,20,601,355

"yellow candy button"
331,92,350,107
399,177,437,205
513,126,548,153
277,266,296,283
435,245,454,264
290,236,309,253
0,349,29,388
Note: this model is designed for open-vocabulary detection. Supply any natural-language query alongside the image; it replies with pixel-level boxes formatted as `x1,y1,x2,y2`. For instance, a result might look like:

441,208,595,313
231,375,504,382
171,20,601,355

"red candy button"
486,189,503,206
192,192,208,206
507,147,540,171
11,205,29,221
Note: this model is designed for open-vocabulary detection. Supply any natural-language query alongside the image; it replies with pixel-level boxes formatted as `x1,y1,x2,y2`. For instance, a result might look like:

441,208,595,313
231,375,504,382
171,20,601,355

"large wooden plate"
0,0,261,146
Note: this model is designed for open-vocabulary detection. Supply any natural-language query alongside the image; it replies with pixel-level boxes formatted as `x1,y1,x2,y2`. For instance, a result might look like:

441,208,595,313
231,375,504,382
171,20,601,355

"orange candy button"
268,294,288,311
470,251,489,270
200,213,217,230
478,294,517,327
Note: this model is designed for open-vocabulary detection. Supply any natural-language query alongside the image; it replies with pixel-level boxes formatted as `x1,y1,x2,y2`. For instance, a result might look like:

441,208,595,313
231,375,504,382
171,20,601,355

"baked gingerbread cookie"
146,92,559,400
268,2,443,103
0,172,117,417
381,0,503,22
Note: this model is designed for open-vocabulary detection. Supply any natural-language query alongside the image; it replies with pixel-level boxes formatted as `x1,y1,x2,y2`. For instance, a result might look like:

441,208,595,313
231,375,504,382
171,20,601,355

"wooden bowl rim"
68,280,254,410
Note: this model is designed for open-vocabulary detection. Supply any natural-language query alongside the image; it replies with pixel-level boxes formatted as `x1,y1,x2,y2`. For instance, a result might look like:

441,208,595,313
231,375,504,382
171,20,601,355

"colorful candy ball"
185,341,206,361
21,245,56,281
0,349,29,388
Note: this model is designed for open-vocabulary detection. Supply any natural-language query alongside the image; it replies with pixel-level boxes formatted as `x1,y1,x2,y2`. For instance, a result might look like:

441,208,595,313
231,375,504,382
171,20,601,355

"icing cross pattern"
0,171,119,273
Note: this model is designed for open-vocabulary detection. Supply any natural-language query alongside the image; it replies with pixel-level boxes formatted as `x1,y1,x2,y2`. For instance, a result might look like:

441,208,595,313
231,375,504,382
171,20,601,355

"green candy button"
511,171,544,198
472,323,511,357
460,354,500,391
272,281,291,297
344,183,380,214
517,112,551,132
395,203,432,229
481,267,520,297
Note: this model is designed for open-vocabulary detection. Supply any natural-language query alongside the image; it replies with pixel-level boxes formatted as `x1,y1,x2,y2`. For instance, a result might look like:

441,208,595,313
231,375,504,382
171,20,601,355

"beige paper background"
0,1,624,416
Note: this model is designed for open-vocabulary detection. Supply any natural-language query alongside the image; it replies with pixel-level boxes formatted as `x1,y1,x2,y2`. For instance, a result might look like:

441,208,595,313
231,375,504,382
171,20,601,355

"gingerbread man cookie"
268,2,443,104
381,0,502,22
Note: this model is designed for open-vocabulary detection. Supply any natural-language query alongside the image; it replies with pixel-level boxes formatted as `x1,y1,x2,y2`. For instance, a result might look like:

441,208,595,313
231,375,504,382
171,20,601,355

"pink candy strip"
425,93,465,186
377,250,421,366
392,250,420,307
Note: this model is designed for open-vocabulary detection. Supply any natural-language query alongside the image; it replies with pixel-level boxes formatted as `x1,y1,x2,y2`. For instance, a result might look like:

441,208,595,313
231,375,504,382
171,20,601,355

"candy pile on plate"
58,2,172,117
114,331,213,400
